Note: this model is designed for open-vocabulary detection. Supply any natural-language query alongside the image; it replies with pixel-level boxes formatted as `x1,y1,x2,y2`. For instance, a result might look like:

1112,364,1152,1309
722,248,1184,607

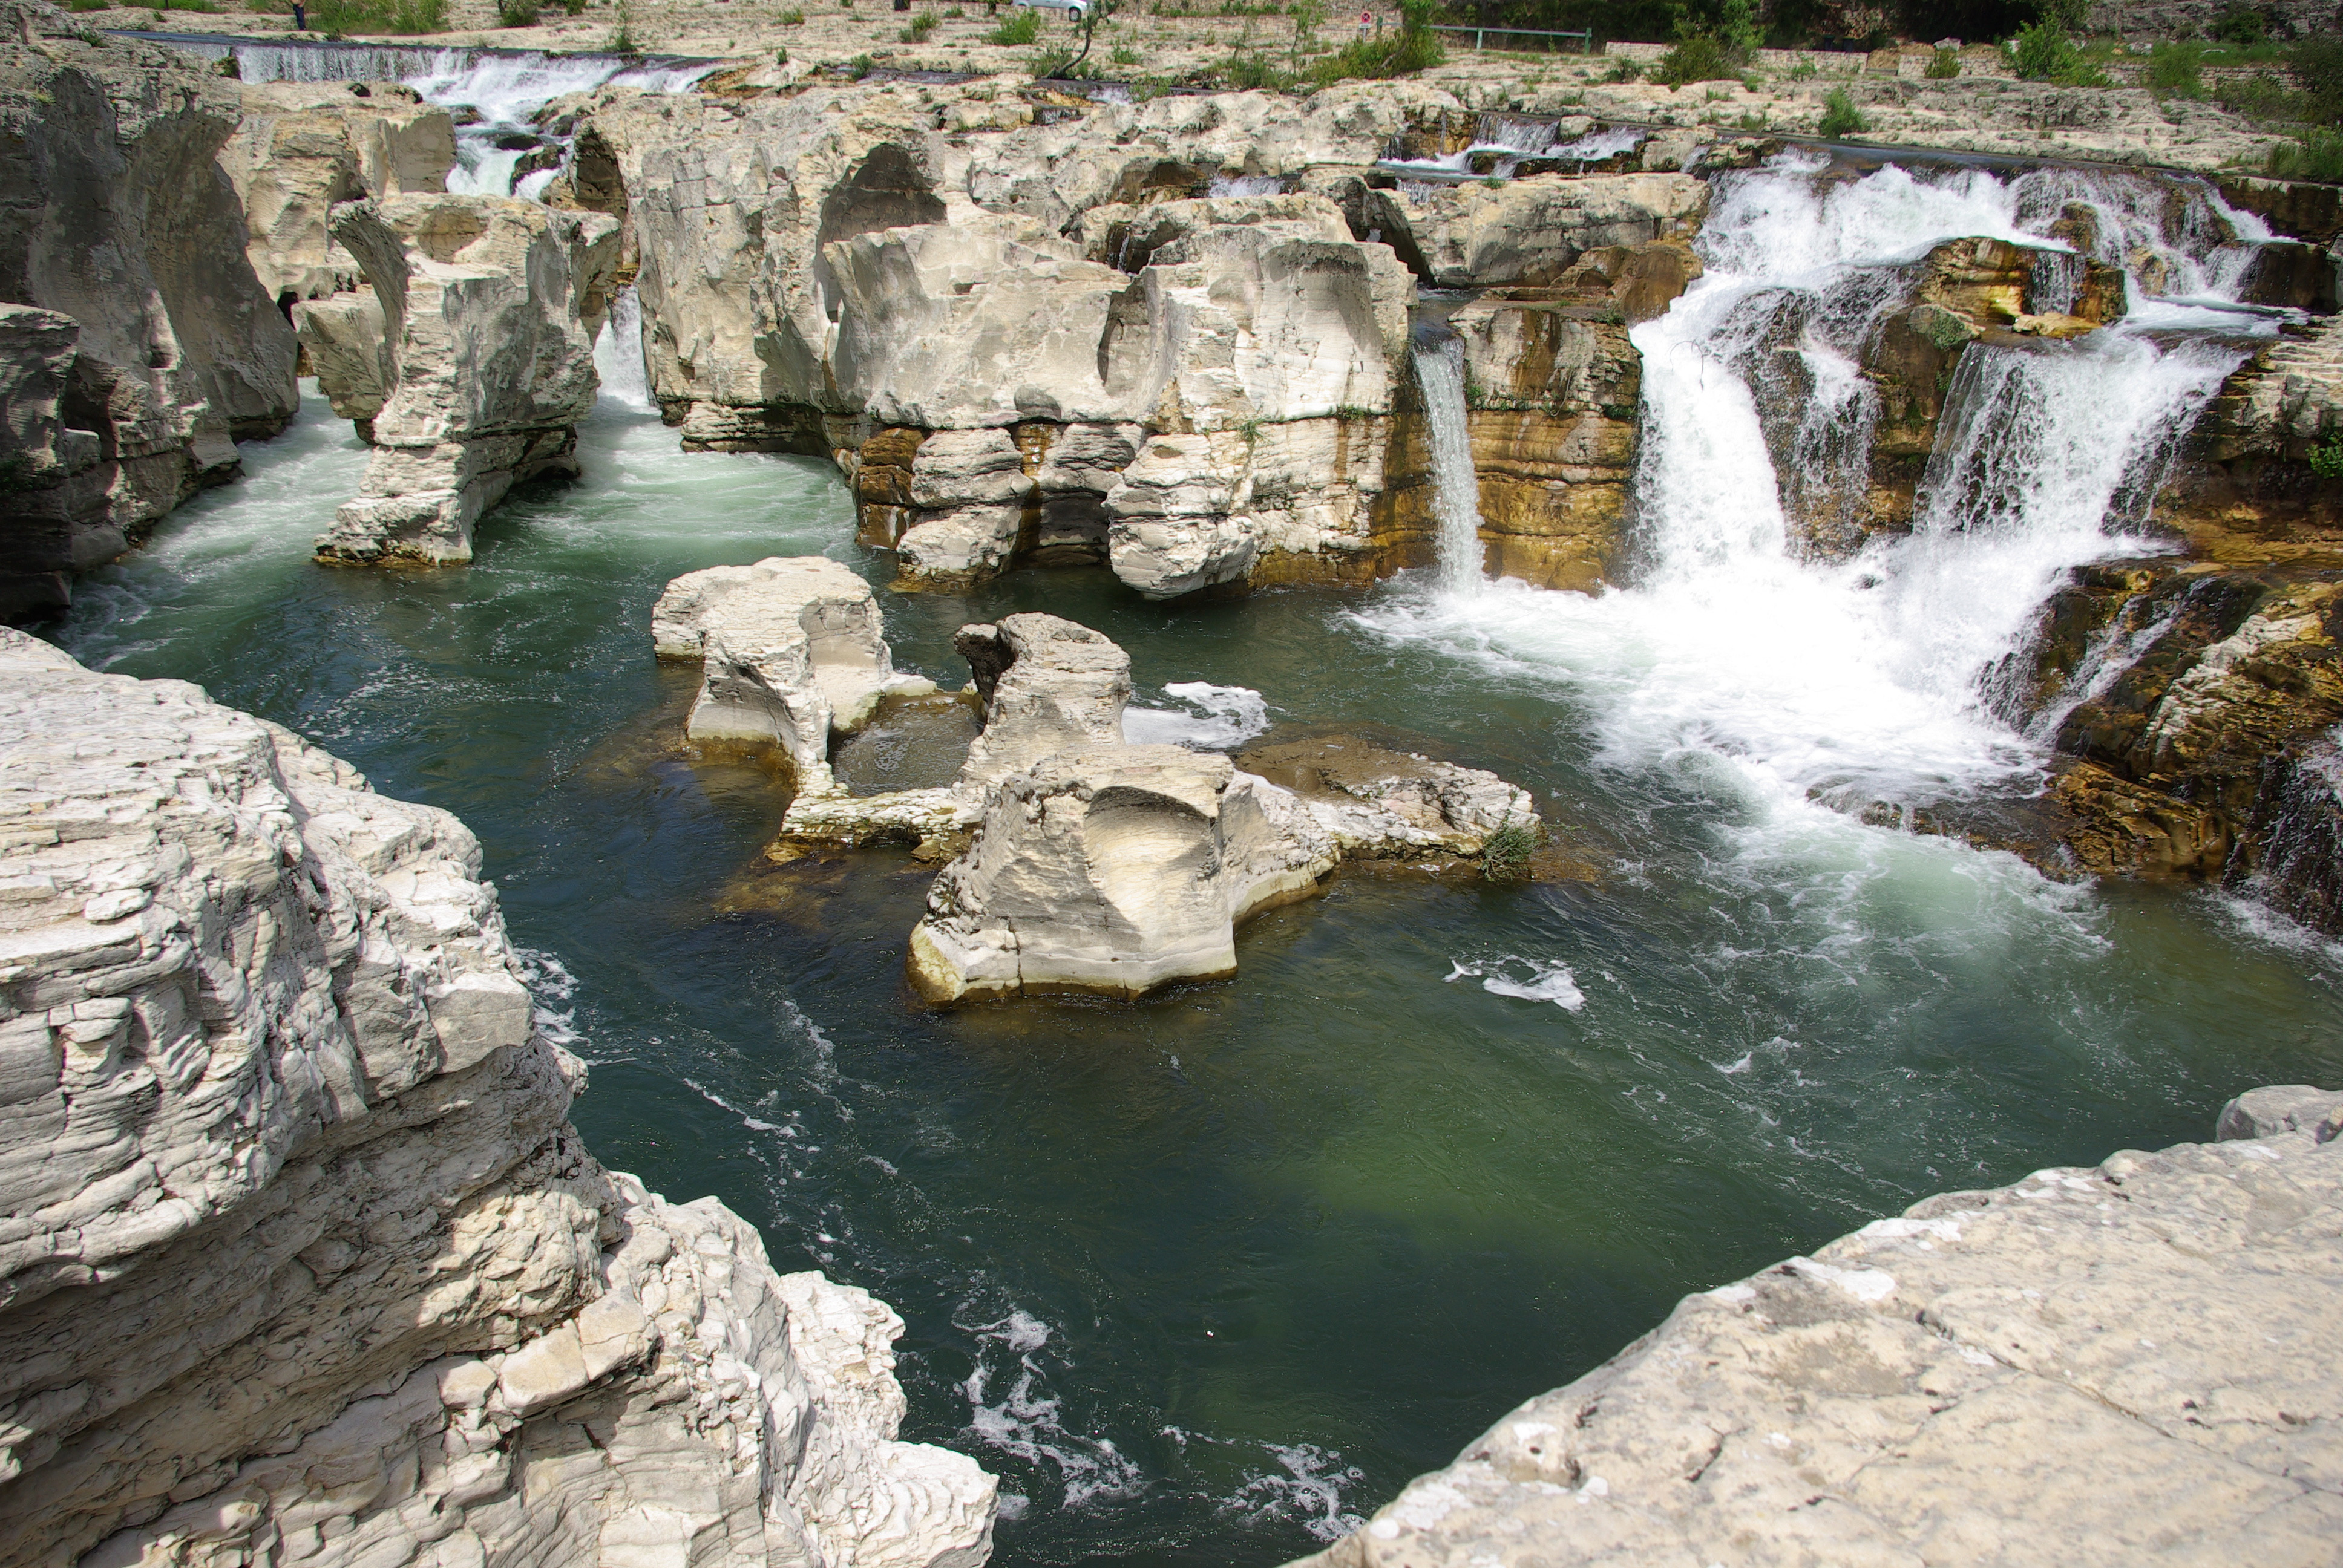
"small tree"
1055,0,1116,74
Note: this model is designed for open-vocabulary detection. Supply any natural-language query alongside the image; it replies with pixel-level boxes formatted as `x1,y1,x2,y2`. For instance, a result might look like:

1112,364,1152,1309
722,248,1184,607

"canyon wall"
1296,1086,2343,1567
0,628,995,1568
0,3,298,619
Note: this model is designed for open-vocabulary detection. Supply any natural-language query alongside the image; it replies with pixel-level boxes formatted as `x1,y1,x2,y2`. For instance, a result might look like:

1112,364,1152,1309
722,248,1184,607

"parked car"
1012,0,1088,20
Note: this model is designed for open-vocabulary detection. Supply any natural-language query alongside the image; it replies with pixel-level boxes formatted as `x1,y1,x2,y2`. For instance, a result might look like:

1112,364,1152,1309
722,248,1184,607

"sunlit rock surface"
0,2,298,618
218,82,456,303
652,554,934,796
299,194,619,566
0,628,995,1568
1295,1091,2343,1568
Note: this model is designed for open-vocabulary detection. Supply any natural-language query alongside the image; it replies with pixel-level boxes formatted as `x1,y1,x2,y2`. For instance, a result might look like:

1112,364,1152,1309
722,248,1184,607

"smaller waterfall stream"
1412,335,1486,593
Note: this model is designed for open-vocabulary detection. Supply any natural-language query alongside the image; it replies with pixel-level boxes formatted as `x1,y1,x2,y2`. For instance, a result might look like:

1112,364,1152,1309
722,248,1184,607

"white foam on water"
1412,335,1485,593
1225,1442,1368,1543
1447,956,1587,1011
513,946,585,1048
594,286,654,411
1121,682,1270,749
1207,174,1286,197
958,1306,1145,1510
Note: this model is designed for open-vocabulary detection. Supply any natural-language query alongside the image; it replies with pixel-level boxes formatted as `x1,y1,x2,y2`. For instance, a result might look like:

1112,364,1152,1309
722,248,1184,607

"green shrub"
1786,57,1816,79
1654,32,1738,85
1924,44,1959,77
497,0,538,25
2309,440,2343,479
2005,20,2103,85
2267,128,2343,182
1480,811,1539,882
902,9,934,38
2147,40,2201,94
778,5,803,18
1109,40,1137,60
309,0,448,32
774,44,787,62
2296,35,2343,124
1817,83,1866,136
65,0,107,11
1218,47,1296,87
1305,0,1440,83
1603,54,1640,82
985,6,1039,41
2215,70,2298,119
844,50,874,73
2210,4,2265,45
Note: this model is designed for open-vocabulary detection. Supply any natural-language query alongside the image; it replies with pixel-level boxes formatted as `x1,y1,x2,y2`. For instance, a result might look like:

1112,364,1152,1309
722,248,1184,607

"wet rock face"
298,194,620,566
0,1,298,619
0,628,997,1568
1294,1095,2343,1568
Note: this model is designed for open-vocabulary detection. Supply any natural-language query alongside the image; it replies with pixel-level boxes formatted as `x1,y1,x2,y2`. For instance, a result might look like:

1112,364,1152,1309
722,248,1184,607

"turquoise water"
45,385,2343,1566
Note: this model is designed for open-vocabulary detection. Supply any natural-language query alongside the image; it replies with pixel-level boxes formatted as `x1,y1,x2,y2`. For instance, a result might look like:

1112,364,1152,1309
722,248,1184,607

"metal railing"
1429,24,1593,51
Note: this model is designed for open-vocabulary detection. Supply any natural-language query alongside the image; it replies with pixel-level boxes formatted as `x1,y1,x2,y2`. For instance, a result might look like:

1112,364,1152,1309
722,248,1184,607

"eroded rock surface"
652,554,934,795
0,2,298,618
0,627,995,1568
218,82,456,304
298,194,618,565
1295,1091,2343,1568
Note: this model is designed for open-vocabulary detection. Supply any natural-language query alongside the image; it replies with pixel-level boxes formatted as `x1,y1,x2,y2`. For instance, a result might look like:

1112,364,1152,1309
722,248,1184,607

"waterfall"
124,32,713,198
594,286,652,412
1412,335,1484,593
1359,150,2278,823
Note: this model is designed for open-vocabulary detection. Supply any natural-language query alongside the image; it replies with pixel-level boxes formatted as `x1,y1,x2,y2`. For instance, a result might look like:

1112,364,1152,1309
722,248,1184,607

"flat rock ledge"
0,628,994,1568
1293,1085,2343,1568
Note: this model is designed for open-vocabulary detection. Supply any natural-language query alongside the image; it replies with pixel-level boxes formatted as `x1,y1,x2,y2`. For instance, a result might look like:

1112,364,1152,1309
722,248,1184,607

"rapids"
37,148,2343,1567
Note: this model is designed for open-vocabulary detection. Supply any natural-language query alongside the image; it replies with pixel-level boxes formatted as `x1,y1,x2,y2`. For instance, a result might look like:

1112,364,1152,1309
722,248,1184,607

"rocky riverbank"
1294,1085,2343,1567
0,628,996,1568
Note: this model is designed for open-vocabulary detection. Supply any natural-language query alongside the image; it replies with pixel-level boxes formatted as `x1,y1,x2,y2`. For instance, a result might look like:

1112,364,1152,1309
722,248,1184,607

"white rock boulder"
652,555,933,797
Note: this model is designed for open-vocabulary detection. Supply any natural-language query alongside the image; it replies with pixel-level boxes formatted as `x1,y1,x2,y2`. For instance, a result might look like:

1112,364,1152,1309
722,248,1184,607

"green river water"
41,382,2343,1566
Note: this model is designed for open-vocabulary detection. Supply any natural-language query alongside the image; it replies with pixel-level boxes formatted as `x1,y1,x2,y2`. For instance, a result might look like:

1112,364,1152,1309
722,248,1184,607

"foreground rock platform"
1294,1085,2343,1568
0,628,994,1568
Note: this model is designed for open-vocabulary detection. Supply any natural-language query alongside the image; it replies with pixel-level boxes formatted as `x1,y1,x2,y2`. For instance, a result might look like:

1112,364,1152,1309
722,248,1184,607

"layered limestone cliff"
1297,1086,2343,1567
0,628,995,1568
0,1,298,619
566,78,1699,598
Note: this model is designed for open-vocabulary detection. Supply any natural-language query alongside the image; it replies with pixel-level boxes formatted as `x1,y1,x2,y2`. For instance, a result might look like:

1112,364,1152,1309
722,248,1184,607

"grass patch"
900,10,934,38
2005,21,2105,87
778,5,803,19
1817,83,1864,137
497,0,538,25
2268,128,2343,184
1924,45,1958,78
1480,811,1539,882
309,0,447,33
1302,0,1440,83
985,7,1040,43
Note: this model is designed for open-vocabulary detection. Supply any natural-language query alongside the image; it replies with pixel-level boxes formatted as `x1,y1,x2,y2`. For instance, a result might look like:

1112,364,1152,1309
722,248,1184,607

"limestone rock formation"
0,627,995,1568
1378,173,1709,291
1236,736,1541,858
907,746,1331,1004
652,555,934,796
0,2,299,618
218,82,457,304
1295,1089,2343,1568
299,195,620,566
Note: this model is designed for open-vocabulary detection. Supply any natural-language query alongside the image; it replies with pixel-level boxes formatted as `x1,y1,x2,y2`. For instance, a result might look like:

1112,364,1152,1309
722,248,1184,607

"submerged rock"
299,194,620,566
0,628,997,1568
652,555,934,797
0,2,299,619
1297,1091,2343,1568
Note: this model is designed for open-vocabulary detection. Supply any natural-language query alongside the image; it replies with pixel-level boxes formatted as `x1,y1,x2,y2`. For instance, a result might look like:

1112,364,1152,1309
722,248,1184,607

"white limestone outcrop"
1294,1088,2343,1568
218,82,457,304
863,618,1540,1002
651,555,934,796
0,3,299,618
906,745,1329,1004
298,194,620,566
0,627,995,1568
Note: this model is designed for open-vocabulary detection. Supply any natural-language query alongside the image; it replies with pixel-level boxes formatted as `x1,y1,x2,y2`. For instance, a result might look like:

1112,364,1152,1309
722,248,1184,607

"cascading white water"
1381,116,1644,179
1362,151,2276,824
1412,335,1485,593
593,286,653,411
130,33,712,198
